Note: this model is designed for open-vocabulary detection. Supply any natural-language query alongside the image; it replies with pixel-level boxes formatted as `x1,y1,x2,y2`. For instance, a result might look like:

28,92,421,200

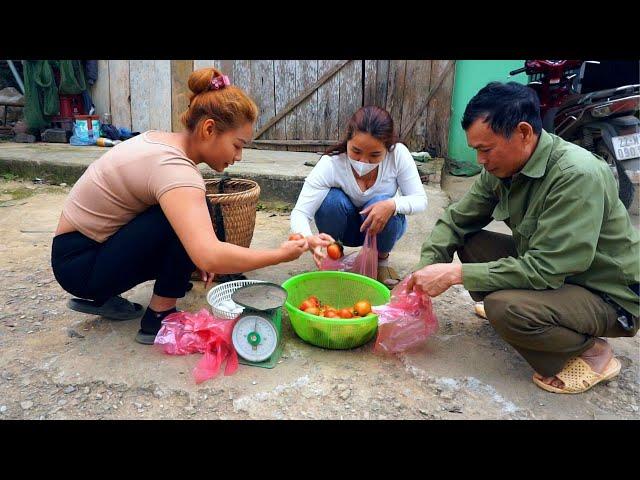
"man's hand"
360,199,396,235
306,233,335,268
406,263,463,297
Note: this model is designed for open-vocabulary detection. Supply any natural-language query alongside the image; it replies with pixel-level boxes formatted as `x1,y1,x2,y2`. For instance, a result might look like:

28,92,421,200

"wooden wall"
90,60,455,155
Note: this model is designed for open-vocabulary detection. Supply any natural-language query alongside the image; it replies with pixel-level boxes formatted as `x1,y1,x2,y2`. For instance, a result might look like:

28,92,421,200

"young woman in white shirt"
290,106,428,287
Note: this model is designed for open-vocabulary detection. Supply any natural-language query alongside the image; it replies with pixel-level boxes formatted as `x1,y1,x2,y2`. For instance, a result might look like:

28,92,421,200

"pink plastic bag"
154,308,239,384
352,231,378,279
319,251,357,272
372,277,438,355
320,231,378,280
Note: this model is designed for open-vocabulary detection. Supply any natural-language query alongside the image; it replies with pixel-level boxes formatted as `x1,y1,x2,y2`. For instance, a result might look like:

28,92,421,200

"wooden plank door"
108,60,131,130
130,60,171,132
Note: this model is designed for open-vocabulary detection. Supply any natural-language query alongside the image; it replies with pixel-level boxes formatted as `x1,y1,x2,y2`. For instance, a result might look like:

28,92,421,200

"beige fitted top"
59,131,206,242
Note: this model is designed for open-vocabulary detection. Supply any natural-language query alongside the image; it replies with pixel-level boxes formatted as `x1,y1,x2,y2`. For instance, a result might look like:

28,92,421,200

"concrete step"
0,142,321,203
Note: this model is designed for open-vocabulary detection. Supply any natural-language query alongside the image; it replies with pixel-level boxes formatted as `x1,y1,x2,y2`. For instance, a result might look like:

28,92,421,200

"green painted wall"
447,60,528,165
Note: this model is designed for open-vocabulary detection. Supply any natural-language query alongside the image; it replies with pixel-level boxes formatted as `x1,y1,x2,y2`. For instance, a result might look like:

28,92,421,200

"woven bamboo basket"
204,177,261,248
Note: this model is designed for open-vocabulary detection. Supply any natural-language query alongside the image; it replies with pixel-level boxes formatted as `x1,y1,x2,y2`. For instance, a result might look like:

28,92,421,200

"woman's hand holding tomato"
279,237,308,262
306,233,335,268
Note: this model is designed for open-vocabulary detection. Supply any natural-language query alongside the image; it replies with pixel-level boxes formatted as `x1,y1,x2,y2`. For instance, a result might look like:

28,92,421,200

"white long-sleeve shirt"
290,142,428,237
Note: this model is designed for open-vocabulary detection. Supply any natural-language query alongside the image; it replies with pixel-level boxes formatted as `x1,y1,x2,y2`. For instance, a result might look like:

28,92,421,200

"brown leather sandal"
377,265,401,289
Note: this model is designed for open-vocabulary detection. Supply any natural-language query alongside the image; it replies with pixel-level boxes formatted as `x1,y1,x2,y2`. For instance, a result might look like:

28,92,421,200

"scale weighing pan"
231,282,288,312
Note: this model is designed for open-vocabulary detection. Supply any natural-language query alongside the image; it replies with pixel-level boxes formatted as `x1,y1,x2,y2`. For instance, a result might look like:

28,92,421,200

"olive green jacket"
418,130,640,317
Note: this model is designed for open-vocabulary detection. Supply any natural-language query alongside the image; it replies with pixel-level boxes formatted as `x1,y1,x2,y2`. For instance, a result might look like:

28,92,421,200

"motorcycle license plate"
612,133,640,161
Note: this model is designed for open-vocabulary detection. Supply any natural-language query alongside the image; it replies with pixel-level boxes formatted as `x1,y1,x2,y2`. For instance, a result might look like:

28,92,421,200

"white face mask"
348,156,380,177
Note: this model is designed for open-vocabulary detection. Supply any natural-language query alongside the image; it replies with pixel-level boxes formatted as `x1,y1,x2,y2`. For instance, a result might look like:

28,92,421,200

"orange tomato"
307,295,320,307
354,300,372,317
304,307,320,316
288,233,304,241
327,242,344,260
338,308,353,319
299,300,315,311
325,311,340,319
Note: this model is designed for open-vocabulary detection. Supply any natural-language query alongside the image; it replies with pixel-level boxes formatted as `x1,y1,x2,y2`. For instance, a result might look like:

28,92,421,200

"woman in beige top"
51,68,320,344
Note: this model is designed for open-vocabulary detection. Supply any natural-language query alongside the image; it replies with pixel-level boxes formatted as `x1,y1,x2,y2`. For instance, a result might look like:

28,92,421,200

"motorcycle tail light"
592,105,612,117
592,97,640,118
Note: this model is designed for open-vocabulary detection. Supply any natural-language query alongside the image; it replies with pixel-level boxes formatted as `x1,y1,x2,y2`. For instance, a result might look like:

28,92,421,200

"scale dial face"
232,315,278,362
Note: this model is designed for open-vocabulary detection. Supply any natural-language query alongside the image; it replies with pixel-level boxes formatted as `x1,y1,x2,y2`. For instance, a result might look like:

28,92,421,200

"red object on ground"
372,277,438,355
154,309,239,384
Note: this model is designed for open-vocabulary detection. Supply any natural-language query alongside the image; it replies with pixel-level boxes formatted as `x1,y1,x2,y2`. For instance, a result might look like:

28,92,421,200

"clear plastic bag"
319,231,378,280
372,277,438,355
154,309,238,384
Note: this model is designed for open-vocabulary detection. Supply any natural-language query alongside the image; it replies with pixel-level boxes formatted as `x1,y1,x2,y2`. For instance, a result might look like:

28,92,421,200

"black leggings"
51,205,195,303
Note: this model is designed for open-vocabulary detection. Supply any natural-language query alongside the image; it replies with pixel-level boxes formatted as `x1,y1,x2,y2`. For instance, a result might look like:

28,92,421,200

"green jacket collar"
519,129,553,179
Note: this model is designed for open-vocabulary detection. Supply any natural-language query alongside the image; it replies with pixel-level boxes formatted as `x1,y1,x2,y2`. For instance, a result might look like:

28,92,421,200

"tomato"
304,307,320,316
307,295,320,307
338,308,353,319
299,300,315,311
354,300,372,317
325,311,340,319
327,241,344,260
288,233,304,241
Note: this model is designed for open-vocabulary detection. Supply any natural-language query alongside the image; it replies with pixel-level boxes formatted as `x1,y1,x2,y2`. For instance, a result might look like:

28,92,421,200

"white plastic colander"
206,279,266,320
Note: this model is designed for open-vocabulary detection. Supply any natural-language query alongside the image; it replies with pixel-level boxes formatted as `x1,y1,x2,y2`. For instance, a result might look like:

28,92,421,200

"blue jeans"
314,188,407,254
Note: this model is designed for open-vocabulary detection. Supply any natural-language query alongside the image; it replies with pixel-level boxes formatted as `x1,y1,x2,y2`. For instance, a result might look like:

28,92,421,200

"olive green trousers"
458,230,637,377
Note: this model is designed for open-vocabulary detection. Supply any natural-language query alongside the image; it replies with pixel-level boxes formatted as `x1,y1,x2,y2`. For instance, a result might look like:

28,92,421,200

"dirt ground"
0,179,638,420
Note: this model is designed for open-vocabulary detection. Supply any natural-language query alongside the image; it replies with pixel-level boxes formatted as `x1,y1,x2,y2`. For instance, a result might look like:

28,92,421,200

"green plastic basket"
282,271,391,349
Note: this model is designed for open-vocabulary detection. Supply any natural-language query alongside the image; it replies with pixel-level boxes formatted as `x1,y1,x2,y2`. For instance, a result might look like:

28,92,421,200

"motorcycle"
510,60,640,210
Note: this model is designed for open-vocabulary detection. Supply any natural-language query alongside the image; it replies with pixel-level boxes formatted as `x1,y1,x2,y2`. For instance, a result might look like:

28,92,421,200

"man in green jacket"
408,82,639,394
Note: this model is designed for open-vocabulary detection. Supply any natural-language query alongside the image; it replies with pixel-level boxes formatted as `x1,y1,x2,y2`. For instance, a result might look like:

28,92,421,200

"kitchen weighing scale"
230,283,288,369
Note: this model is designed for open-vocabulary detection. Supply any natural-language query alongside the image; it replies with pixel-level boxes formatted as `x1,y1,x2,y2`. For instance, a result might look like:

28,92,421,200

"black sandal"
134,307,179,345
67,295,143,321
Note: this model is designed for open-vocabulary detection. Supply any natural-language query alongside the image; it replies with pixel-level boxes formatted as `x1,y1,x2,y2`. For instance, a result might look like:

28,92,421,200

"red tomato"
327,242,344,260
304,307,320,316
325,311,340,319
338,308,353,319
307,296,320,307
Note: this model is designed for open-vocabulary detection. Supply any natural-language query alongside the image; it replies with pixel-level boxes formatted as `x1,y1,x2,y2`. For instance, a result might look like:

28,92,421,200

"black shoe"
215,273,247,284
67,295,143,321
135,329,158,345
134,306,179,345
